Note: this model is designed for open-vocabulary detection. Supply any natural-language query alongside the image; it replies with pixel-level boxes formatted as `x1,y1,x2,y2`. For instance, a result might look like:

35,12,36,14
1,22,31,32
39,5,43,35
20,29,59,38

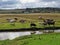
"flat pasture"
0,13,60,29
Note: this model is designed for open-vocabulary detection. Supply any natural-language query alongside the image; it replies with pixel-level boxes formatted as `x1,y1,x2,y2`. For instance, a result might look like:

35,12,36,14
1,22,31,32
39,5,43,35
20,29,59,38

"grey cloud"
0,0,60,9
0,0,18,5
41,0,57,2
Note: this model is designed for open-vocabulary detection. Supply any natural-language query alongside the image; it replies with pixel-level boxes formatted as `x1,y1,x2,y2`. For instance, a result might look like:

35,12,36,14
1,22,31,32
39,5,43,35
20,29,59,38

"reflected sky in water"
0,30,59,40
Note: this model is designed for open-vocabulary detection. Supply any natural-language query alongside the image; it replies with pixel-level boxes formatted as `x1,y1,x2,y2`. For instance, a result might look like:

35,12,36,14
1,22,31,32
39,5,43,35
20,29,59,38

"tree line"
0,7,60,14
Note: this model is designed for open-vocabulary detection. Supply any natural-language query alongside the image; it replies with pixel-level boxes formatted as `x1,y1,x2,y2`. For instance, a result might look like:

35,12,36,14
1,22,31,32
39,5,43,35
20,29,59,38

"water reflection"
0,32,31,40
0,31,43,40
0,30,60,40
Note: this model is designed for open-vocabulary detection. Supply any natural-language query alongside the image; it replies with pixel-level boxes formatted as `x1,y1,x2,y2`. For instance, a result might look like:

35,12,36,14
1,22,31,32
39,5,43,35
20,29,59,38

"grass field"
0,13,60,29
0,33,60,45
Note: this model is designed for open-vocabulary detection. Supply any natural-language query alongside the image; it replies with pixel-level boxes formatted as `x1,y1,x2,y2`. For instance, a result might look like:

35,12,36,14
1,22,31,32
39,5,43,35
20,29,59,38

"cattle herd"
6,16,55,28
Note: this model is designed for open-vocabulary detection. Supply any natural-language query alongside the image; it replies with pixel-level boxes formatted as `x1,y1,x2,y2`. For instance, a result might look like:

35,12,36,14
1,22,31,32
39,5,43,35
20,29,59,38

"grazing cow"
30,22,36,27
38,16,43,19
19,19,26,23
6,18,11,22
43,19,55,27
6,18,16,26
9,19,16,23
38,16,55,27
9,19,16,26
14,18,18,20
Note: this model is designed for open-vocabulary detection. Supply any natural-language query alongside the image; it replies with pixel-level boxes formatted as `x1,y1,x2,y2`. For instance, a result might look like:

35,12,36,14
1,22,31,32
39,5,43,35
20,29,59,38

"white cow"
7,18,16,26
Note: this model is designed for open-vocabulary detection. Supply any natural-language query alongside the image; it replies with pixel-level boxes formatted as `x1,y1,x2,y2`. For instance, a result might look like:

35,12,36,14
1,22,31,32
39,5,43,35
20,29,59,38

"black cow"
43,19,55,27
14,18,18,20
30,22,36,27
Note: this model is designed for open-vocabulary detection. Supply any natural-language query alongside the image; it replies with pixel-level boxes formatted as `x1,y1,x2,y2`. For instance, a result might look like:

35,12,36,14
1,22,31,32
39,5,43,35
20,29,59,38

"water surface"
0,30,60,40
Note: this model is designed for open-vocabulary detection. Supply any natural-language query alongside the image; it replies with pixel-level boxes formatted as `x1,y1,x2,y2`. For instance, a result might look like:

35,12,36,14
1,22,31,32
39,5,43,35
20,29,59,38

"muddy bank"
0,27,60,32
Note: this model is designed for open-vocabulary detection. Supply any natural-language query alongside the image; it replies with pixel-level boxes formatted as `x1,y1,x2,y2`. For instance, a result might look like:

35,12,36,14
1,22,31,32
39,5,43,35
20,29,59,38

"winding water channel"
0,30,60,40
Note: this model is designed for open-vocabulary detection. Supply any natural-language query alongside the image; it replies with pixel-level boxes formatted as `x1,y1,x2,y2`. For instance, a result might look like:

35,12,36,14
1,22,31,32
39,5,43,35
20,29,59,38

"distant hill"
0,7,60,14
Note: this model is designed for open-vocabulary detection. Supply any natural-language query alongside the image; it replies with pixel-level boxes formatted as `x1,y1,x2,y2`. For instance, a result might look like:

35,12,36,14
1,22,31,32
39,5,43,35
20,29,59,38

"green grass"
0,21,60,29
0,23,30,29
0,33,60,45
0,22,42,29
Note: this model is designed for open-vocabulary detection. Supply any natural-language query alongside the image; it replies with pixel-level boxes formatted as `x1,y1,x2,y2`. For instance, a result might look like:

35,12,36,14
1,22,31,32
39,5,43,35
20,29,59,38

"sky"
0,0,60,9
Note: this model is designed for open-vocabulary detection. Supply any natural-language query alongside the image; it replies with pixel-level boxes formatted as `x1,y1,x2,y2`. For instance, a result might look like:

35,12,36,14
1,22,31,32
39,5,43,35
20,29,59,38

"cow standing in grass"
43,19,55,27
38,16,55,27
6,18,17,26
9,19,16,26
30,22,36,28
14,18,18,21
19,19,26,23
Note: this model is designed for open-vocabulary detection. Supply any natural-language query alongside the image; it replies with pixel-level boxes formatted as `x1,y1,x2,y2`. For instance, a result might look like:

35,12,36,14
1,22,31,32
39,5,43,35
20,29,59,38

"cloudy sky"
0,0,60,9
